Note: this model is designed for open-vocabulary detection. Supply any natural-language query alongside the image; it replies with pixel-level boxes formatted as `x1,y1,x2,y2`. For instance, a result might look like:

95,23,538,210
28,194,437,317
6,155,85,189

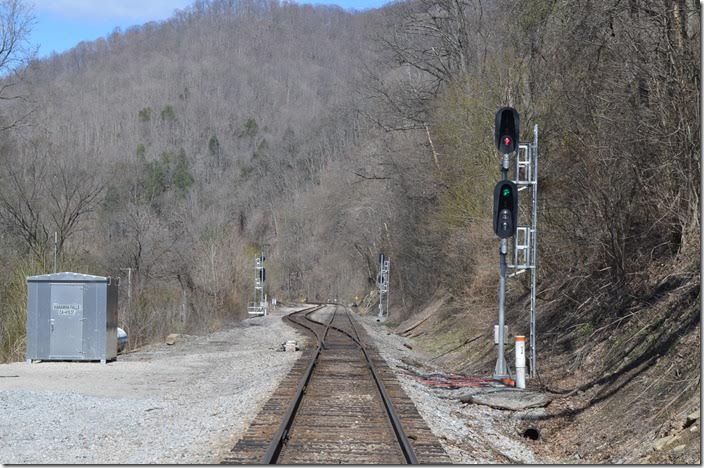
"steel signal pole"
495,153,510,379
493,107,520,380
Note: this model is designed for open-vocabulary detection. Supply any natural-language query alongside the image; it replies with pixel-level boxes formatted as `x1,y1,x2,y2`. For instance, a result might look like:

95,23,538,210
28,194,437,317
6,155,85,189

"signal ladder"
507,125,539,378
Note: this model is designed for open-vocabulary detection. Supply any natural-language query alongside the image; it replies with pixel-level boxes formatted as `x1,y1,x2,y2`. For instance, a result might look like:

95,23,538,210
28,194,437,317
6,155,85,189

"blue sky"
29,0,389,57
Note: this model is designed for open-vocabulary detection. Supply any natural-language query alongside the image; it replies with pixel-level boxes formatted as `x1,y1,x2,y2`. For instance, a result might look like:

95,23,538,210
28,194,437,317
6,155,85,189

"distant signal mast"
377,253,390,320
248,251,268,316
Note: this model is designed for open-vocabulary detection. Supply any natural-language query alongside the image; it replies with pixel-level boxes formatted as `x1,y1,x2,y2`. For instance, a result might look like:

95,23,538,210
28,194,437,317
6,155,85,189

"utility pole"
53,232,58,273
120,267,132,318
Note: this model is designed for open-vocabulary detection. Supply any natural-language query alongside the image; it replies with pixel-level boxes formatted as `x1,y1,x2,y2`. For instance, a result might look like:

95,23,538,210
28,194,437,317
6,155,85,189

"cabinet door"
49,284,84,358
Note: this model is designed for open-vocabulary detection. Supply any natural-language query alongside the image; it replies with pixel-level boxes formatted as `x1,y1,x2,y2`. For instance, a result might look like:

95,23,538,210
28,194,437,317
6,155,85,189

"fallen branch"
352,170,391,180
399,313,433,336
431,334,483,361
406,330,427,339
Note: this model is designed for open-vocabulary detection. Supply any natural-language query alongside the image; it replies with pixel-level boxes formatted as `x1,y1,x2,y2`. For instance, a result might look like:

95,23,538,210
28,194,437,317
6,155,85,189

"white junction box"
493,325,509,345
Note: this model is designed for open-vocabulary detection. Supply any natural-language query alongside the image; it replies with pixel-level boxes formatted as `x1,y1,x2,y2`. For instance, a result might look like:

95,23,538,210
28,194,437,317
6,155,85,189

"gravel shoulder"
356,313,548,464
0,306,307,464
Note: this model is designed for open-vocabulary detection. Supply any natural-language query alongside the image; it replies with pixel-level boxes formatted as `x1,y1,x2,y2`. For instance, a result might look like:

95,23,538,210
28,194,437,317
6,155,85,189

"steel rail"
304,307,418,464
260,305,337,464
284,305,329,349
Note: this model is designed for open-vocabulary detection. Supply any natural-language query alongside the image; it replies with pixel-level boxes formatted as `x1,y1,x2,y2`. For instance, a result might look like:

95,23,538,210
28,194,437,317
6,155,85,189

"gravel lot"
0,306,306,464
357,313,546,464
1,305,545,464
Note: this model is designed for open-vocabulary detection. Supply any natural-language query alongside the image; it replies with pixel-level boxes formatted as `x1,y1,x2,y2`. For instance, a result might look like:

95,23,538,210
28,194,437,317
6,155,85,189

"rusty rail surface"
260,305,334,463
223,304,450,465
301,307,418,464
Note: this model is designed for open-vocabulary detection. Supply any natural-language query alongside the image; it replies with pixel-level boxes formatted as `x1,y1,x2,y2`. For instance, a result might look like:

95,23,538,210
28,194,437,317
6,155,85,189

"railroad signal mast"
377,253,390,320
248,251,268,316
509,124,539,378
492,107,540,380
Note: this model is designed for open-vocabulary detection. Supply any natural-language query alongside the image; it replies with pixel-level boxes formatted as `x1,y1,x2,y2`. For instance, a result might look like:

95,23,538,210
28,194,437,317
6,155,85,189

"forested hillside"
0,1,699,460
0,0,381,350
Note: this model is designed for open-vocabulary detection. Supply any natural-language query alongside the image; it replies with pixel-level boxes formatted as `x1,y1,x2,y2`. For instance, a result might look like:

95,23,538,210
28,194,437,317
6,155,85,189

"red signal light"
503,136,511,146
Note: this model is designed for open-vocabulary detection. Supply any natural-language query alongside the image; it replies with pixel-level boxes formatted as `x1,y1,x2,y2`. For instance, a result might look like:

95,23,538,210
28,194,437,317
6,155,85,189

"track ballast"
222,305,450,465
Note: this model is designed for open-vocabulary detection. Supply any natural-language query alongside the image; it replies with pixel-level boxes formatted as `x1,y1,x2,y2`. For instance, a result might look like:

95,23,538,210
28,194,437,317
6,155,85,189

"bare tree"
0,0,34,130
0,145,103,260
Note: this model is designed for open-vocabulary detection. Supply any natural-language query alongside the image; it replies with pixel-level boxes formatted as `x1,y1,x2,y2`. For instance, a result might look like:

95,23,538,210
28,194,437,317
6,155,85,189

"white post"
515,335,526,389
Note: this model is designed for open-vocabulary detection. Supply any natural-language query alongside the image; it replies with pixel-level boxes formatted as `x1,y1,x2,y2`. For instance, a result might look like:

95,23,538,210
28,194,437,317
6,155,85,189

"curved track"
223,304,450,465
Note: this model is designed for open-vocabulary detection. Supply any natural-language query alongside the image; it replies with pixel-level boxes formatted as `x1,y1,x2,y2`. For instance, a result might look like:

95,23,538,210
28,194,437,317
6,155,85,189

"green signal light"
502,187,511,197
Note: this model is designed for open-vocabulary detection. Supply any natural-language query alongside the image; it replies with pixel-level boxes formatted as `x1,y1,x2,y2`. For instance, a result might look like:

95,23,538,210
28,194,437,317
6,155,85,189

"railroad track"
222,305,450,465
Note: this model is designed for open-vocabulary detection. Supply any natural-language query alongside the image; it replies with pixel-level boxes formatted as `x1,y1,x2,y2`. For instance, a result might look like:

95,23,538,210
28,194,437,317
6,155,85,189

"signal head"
495,107,520,154
493,180,518,238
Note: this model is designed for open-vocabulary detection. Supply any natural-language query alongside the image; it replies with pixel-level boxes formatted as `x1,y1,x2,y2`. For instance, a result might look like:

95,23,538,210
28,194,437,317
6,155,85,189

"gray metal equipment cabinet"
26,272,119,364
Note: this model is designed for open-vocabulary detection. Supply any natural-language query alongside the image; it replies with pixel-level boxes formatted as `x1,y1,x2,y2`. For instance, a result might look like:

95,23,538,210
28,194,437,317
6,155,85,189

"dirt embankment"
361,259,701,464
